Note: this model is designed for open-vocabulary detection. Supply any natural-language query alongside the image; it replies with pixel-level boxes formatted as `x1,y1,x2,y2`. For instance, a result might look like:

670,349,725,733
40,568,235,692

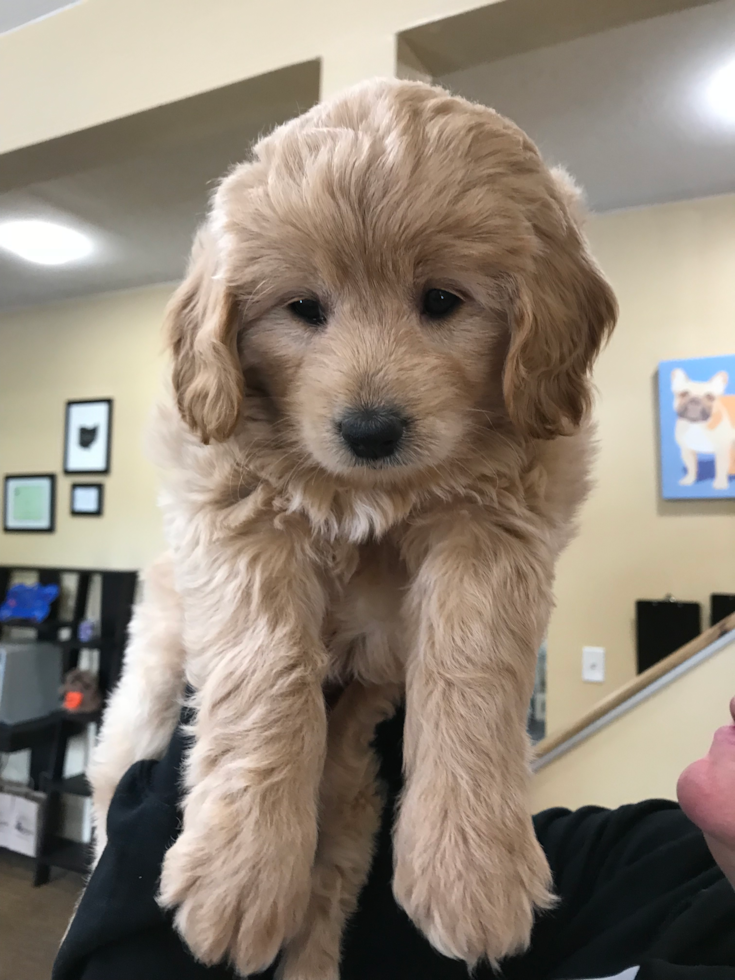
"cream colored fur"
89,553,185,857
89,79,617,978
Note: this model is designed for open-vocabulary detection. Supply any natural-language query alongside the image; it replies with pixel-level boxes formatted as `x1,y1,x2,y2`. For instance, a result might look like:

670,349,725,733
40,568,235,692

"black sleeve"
504,803,735,980
54,706,735,980
52,718,244,980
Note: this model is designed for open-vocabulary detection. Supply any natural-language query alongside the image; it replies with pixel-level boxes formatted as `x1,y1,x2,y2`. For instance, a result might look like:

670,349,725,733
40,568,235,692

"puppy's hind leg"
88,552,186,859
714,444,731,491
277,682,401,980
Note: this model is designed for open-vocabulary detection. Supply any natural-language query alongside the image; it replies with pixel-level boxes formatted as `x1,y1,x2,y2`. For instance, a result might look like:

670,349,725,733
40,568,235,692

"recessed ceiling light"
0,219,94,266
707,58,735,125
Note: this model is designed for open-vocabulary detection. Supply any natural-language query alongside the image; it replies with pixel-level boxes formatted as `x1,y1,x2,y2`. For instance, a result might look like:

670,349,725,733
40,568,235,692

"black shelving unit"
0,713,58,788
0,564,137,884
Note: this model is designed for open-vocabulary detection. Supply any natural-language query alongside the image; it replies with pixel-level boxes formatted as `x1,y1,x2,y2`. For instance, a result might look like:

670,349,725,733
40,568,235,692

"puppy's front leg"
675,421,698,486
394,509,555,967
679,446,698,486
158,516,330,976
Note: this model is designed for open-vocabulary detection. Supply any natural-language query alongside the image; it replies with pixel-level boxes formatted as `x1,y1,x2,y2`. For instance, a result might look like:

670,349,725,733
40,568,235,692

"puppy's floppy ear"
503,169,618,440
166,227,242,444
671,368,690,394
710,371,728,396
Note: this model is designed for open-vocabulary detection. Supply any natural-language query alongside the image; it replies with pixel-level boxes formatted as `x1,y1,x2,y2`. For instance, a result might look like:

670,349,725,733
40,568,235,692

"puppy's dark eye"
422,288,462,320
288,298,327,327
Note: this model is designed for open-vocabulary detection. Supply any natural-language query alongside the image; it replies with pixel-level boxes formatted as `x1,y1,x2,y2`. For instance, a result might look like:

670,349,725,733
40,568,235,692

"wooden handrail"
534,611,735,761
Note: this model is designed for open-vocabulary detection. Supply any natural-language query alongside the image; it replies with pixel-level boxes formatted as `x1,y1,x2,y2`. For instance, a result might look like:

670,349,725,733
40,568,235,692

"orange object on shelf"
64,690,84,711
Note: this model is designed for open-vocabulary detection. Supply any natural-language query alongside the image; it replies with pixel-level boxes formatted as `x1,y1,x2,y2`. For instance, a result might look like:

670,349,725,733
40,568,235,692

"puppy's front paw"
394,820,554,966
159,823,312,976
679,474,696,486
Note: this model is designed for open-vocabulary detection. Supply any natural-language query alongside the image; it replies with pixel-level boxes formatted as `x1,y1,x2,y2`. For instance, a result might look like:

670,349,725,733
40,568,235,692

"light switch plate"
582,646,605,683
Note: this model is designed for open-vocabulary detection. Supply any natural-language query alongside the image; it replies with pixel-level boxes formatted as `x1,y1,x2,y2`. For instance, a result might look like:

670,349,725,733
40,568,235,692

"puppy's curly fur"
89,79,617,978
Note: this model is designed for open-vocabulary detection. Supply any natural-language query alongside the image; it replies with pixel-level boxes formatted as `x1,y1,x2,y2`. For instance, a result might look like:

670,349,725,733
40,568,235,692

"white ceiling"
440,0,735,212
0,63,320,311
0,3,733,311
0,0,79,35
0,131,265,309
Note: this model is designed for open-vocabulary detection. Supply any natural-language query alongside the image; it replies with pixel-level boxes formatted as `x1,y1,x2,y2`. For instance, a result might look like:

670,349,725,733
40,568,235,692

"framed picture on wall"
64,399,113,474
658,354,735,499
3,474,56,532
70,483,104,517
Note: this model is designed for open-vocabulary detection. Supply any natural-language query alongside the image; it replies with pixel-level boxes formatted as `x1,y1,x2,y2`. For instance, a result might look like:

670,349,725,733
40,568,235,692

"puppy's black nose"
340,408,405,460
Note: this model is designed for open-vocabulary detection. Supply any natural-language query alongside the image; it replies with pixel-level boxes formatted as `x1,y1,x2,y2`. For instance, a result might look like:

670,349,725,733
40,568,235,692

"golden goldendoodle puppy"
89,78,617,979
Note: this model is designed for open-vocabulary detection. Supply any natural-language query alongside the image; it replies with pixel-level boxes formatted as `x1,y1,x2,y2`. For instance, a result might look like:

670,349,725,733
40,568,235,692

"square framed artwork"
658,354,735,499
3,474,56,532
70,482,104,517
64,399,112,475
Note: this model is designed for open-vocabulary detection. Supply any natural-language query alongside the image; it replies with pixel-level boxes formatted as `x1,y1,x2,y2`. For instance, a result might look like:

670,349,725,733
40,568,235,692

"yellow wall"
547,193,735,733
0,285,170,570
532,636,735,811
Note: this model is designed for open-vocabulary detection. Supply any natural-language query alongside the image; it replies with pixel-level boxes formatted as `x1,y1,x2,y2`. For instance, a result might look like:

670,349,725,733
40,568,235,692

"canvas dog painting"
672,369,735,490
660,356,735,499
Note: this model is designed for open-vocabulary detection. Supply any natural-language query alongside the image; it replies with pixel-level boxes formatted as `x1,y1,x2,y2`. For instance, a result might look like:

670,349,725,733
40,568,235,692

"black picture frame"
3,474,56,533
63,399,113,475
70,482,104,517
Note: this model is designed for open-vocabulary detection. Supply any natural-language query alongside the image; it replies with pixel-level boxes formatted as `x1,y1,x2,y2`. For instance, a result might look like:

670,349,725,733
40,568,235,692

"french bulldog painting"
671,368,735,491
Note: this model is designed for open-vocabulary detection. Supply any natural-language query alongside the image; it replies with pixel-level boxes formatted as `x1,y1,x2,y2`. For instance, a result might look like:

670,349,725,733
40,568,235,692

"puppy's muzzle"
339,407,406,461
678,398,712,423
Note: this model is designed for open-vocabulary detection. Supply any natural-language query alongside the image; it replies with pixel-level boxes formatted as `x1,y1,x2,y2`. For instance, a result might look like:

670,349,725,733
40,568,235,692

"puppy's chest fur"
322,537,409,687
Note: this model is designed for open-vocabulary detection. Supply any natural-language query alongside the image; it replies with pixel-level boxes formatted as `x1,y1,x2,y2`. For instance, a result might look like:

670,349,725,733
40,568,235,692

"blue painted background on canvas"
658,354,735,499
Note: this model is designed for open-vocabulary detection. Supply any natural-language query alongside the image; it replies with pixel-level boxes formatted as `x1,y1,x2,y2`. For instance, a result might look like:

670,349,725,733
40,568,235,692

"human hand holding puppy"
90,79,616,978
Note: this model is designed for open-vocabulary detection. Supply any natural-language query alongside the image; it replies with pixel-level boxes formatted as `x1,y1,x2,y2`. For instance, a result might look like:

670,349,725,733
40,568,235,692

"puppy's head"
167,80,617,482
671,368,728,423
